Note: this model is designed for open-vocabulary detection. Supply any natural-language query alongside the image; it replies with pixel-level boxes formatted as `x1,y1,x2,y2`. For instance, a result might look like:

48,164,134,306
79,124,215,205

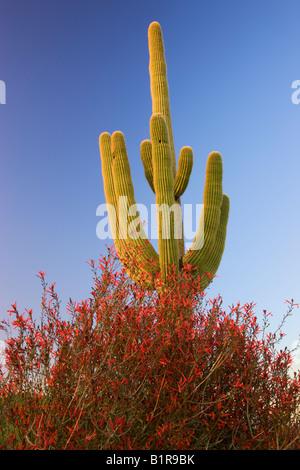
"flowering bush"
0,247,299,450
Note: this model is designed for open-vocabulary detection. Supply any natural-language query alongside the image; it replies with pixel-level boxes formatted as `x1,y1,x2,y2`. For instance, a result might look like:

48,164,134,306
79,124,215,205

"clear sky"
0,0,299,370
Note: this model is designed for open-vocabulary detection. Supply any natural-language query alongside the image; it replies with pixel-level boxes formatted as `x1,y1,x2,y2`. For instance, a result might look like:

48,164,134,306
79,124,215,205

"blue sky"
0,0,299,369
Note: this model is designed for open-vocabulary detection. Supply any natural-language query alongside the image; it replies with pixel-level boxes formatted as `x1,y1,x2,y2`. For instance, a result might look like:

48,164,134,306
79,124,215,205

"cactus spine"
99,21,229,290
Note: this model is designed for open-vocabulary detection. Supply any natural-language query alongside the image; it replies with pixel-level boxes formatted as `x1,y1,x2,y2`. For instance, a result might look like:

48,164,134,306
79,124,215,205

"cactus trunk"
148,21,186,261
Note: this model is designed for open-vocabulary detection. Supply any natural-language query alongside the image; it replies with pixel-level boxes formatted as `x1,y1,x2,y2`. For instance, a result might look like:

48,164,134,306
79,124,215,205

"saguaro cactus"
99,21,229,290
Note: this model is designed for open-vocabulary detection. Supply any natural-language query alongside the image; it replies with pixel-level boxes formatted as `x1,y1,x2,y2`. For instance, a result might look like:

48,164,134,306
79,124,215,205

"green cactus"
99,21,229,289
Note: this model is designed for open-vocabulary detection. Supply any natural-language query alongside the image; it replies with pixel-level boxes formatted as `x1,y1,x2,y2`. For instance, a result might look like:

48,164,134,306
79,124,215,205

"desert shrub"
0,247,299,450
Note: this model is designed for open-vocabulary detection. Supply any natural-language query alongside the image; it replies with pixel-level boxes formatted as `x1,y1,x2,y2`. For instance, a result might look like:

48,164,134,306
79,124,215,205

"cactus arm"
140,139,155,193
99,132,130,271
195,194,230,289
183,151,223,268
150,113,179,278
99,132,119,240
173,146,193,258
99,131,159,288
174,146,193,198
110,131,159,269
99,132,115,206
